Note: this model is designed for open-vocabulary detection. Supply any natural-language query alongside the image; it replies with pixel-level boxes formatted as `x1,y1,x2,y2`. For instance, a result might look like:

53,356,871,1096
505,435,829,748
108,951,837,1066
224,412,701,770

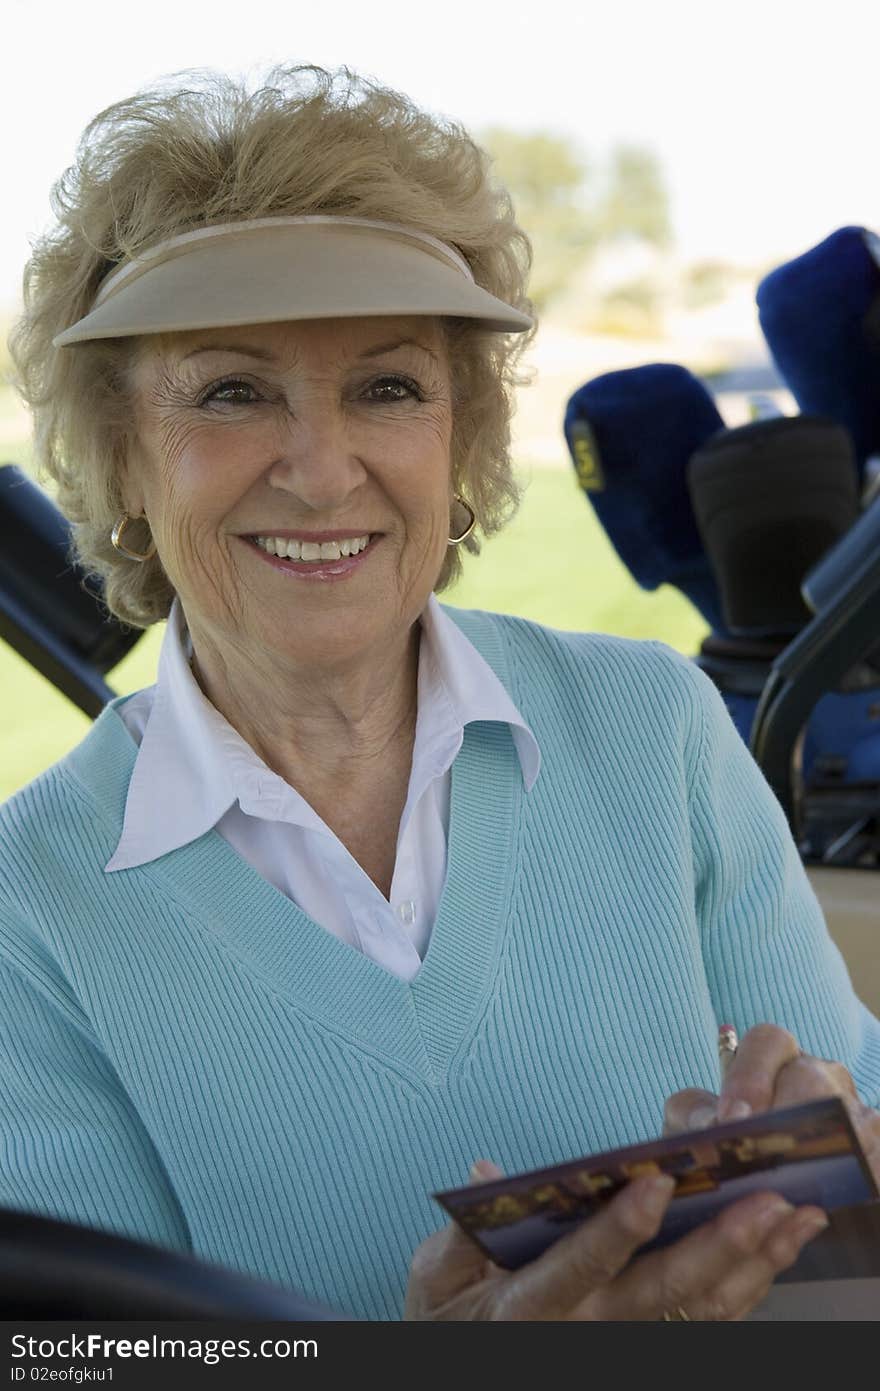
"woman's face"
125,315,455,671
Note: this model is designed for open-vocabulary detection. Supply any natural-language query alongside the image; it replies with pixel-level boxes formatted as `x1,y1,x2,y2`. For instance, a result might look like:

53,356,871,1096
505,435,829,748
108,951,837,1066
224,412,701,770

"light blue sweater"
1,607,878,1319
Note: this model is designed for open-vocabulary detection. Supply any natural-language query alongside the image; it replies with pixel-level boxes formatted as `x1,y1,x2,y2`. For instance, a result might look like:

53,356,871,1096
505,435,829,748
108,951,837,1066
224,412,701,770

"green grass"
447,465,708,645
0,458,708,801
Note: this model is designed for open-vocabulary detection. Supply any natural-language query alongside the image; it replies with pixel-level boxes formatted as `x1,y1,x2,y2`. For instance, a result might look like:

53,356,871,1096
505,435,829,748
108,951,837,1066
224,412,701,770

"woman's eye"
363,374,422,403
200,378,261,406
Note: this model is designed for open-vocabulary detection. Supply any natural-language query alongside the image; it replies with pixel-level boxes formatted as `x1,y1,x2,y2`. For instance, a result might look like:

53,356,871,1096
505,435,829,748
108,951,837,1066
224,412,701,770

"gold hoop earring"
111,512,157,563
448,496,476,546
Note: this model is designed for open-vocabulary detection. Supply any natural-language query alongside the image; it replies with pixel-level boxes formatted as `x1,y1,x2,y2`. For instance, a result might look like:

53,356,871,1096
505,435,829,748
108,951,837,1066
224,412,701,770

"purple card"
434,1098,879,1277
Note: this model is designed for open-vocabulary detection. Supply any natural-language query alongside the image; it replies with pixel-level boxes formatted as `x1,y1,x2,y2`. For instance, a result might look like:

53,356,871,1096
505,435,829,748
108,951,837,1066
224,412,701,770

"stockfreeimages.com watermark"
10,1333,318,1371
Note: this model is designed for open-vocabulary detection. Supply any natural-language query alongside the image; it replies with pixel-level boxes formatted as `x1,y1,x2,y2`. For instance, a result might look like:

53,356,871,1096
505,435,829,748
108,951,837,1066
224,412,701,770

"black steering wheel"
0,1207,350,1319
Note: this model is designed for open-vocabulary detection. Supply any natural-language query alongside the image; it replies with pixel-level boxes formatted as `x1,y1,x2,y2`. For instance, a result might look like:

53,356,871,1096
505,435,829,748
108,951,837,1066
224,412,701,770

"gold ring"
662,1306,691,1321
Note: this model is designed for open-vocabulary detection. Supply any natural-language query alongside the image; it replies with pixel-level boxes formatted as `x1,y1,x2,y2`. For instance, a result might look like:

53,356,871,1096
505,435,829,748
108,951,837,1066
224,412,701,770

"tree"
478,129,672,312
479,128,598,310
600,144,671,248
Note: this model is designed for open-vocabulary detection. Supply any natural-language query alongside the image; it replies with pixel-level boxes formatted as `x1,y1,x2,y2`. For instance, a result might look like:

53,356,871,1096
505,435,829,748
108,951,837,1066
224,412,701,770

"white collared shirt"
107,596,540,981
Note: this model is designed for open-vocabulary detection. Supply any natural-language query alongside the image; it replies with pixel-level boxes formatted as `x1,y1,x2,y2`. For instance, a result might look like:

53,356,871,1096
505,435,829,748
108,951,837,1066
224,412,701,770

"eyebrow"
181,343,278,362
180,335,440,365
358,337,440,364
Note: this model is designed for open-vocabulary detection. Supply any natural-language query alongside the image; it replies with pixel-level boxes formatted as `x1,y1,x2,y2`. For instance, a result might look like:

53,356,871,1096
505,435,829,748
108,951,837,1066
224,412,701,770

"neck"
186,618,421,791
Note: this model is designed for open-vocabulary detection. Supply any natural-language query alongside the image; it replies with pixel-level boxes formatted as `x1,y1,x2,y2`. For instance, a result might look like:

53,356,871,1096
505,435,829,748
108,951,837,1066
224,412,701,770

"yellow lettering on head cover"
569,422,605,492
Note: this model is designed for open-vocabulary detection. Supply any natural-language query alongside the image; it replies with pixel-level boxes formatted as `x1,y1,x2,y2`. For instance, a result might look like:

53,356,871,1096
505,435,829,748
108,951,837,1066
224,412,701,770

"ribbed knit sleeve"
658,644,880,1106
0,908,192,1253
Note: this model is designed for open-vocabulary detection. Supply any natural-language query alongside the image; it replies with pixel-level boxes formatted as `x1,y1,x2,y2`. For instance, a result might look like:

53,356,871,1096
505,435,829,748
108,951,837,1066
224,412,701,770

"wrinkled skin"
122,315,455,790
407,1022,880,1320
404,1161,826,1321
664,1022,880,1185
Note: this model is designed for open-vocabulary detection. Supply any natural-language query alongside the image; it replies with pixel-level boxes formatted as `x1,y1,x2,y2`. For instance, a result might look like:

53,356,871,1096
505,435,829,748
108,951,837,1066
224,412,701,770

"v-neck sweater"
2,605,878,1320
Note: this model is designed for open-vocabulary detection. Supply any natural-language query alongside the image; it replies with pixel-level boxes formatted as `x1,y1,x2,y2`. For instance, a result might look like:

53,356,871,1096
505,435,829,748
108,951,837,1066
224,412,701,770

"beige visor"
53,215,534,347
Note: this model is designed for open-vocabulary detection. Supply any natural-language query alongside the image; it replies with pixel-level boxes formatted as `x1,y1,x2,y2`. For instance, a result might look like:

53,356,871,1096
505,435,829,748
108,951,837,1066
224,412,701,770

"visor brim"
54,221,533,346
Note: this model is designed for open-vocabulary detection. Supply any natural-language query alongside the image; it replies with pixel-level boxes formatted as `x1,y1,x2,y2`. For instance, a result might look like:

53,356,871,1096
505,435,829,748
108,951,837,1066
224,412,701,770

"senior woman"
3,65,879,1324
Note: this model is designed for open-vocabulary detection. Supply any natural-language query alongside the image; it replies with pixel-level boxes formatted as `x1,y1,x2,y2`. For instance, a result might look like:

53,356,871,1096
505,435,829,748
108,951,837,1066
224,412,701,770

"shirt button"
398,900,417,925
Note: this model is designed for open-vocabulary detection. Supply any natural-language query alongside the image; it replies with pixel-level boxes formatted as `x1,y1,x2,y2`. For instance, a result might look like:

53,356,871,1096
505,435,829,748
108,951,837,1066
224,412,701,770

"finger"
584,1190,800,1321
664,1088,720,1135
496,1174,675,1320
689,1206,830,1321
470,1159,505,1182
769,1054,858,1109
717,1023,801,1120
405,1159,508,1318
409,1212,496,1303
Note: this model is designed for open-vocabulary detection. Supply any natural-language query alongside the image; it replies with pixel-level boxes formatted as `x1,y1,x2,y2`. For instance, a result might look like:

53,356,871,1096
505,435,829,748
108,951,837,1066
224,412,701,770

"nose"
266,405,368,512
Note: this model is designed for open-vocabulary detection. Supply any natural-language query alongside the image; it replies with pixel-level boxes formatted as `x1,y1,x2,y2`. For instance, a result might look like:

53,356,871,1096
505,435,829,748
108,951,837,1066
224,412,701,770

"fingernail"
796,1210,829,1242
717,1098,752,1123
639,1174,676,1219
687,1104,717,1130
752,1197,794,1233
469,1160,500,1182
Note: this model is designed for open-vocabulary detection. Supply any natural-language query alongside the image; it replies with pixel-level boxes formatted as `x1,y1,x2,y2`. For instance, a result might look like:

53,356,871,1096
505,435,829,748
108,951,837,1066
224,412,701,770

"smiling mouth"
250,533,376,562
240,533,380,576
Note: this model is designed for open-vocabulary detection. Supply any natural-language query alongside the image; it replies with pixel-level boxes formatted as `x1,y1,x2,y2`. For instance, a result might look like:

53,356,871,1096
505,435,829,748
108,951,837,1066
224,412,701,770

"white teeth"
254,533,370,562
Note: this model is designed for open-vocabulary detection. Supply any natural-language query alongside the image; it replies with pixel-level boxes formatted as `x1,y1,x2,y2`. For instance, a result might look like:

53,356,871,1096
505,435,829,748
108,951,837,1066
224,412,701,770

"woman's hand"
664,1023,880,1186
404,1159,827,1321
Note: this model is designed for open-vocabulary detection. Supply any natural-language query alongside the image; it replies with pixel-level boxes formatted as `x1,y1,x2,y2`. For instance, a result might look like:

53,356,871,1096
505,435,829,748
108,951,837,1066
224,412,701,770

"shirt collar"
421,595,541,789
106,593,540,872
105,597,259,870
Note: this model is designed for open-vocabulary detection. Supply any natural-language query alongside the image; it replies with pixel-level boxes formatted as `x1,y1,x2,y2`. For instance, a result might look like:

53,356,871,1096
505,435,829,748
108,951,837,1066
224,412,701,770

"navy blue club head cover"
756,226,880,477
563,363,727,633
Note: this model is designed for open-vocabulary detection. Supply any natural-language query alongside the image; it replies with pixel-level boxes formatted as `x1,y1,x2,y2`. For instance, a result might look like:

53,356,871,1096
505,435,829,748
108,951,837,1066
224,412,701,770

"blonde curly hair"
8,64,535,628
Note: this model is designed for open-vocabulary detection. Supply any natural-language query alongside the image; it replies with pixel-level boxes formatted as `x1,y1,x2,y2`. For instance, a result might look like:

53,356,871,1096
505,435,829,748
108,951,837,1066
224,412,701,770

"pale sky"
3,0,878,311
